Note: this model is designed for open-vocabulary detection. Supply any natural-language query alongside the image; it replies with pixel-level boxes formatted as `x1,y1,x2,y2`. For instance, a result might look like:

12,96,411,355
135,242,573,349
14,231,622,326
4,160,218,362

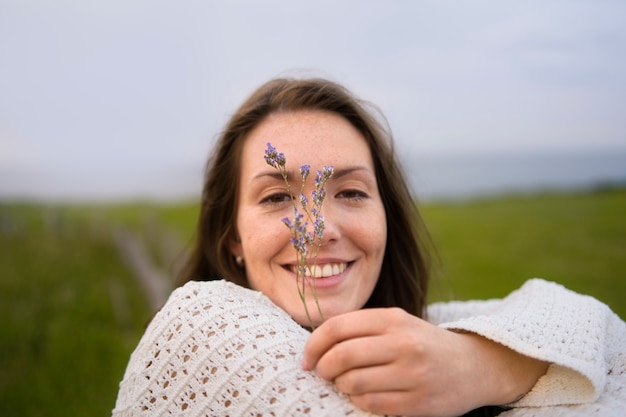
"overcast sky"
1,0,625,201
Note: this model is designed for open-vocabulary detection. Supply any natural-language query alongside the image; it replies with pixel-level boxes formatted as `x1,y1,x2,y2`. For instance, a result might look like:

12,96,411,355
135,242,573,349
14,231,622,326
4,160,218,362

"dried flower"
264,142,334,328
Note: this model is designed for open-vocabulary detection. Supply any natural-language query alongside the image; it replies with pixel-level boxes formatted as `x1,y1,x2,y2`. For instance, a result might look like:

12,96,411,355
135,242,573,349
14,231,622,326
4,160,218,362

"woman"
113,77,625,416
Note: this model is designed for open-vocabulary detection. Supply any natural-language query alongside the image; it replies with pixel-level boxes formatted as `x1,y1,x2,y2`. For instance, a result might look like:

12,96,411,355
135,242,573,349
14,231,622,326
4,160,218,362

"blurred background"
1,1,625,415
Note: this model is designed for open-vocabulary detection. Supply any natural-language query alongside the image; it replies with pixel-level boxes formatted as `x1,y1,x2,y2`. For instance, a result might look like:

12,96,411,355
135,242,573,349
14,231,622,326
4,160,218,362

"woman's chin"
291,302,355,329
292,313,323,329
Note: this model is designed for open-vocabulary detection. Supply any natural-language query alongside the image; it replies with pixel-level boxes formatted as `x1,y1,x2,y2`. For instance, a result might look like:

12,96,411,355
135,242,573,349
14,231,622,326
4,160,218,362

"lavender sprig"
264,142,334,328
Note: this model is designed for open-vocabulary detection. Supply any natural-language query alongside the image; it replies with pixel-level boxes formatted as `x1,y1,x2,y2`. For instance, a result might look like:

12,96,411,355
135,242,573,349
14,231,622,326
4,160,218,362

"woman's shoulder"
113,280,374,416
149,279,302,340
114,280,308,414
160,279,283,315
168,278,268,304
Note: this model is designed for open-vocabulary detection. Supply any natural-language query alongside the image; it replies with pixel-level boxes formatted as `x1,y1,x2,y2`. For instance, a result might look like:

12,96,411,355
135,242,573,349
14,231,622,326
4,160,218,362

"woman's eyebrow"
251,166,372,183
330,166,372,180
251,170,292,183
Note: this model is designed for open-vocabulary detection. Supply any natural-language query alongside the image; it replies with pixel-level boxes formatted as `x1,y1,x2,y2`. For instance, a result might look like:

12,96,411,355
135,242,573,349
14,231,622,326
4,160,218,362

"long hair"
178,77,432,317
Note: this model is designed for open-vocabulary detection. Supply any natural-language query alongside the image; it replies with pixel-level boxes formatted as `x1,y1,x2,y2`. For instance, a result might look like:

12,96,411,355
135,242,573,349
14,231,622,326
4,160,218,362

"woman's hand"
303,308,548,417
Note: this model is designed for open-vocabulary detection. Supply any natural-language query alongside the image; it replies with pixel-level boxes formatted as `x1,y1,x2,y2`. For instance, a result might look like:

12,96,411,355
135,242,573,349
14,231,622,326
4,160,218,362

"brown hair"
178,77,432,317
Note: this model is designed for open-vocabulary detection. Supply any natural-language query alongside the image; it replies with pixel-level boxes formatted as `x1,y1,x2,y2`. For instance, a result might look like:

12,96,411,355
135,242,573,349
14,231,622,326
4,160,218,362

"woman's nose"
316,206,340,246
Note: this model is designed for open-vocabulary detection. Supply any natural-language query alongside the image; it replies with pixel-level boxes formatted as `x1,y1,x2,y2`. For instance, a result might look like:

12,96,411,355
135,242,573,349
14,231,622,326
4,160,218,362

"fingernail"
301,358,310,371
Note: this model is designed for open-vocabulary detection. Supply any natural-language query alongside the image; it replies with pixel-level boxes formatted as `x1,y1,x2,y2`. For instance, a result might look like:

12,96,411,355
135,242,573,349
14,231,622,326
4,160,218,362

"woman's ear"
228,232,243,258
229,234,245,267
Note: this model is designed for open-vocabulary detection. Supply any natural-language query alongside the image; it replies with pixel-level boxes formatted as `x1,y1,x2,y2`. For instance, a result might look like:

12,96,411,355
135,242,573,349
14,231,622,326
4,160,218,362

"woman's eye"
337,189,368,201
260,193,292,206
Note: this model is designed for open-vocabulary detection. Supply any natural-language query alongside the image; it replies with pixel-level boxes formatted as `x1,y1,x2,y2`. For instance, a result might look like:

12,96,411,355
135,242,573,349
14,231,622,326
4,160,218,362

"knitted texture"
112,280,378,417
114,279,626,416
429,279,626,416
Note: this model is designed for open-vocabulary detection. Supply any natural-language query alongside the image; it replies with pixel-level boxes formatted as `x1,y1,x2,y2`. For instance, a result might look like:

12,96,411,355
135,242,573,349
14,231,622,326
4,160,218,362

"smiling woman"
230,110,386,327
112,77,626,417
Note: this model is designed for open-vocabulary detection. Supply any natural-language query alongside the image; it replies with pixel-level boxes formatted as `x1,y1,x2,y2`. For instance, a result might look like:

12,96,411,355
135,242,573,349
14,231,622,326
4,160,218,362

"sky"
1,0,625,201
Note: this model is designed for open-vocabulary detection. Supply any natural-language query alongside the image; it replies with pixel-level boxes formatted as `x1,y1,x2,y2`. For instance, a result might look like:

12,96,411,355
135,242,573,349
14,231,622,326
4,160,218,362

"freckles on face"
231,110,387,326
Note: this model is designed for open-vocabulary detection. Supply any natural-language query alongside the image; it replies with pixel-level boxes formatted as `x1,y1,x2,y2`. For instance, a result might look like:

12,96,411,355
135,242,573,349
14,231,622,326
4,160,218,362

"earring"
235,256,244,266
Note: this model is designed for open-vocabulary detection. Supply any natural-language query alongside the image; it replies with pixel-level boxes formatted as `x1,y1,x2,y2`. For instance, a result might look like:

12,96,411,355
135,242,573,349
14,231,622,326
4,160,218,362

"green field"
1,188,624,416
422,188,626,314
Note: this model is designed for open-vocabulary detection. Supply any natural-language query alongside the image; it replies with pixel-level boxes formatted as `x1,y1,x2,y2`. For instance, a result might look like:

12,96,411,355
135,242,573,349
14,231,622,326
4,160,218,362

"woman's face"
231,110,387,326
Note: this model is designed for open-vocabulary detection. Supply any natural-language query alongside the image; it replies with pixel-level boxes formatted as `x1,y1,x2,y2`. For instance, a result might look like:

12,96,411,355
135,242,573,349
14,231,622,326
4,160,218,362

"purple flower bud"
300,164,310,179
300,194,308,208
264,143,278,167
277,152,286,167
314,216,325,239
282,217,293,230
314,170,323,186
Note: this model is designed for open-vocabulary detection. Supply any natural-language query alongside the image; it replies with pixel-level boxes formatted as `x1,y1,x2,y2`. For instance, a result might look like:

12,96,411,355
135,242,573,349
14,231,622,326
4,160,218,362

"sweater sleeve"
112,280,379,417
429,278,626,416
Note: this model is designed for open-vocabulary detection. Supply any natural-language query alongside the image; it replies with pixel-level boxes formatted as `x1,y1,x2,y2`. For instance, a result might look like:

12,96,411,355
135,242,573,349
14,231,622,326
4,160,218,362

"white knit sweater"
112,279,626,416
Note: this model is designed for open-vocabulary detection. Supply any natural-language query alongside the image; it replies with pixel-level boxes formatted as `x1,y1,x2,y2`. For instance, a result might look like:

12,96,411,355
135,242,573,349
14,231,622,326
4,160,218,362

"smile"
290,263,347,278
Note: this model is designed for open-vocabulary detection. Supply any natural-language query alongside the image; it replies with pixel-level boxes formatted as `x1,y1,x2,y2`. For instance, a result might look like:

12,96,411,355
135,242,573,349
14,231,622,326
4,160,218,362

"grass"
1,187,624,416
0,204,151,416
422,187,626,319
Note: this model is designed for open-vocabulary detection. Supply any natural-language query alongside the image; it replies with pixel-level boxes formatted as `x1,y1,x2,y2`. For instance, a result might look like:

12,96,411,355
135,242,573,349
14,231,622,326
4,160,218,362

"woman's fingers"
333,361,414,395
313,334,399,381
348,390,431,417
303,307,414,371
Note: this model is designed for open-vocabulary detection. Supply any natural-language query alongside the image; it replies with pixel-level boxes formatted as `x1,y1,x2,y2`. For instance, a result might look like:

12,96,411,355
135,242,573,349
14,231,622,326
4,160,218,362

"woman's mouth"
289,262,347,278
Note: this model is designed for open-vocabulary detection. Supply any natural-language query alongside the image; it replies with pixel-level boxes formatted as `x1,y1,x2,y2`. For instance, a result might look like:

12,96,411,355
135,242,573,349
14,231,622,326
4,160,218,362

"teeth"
322,264,333,277
296,263,347,278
